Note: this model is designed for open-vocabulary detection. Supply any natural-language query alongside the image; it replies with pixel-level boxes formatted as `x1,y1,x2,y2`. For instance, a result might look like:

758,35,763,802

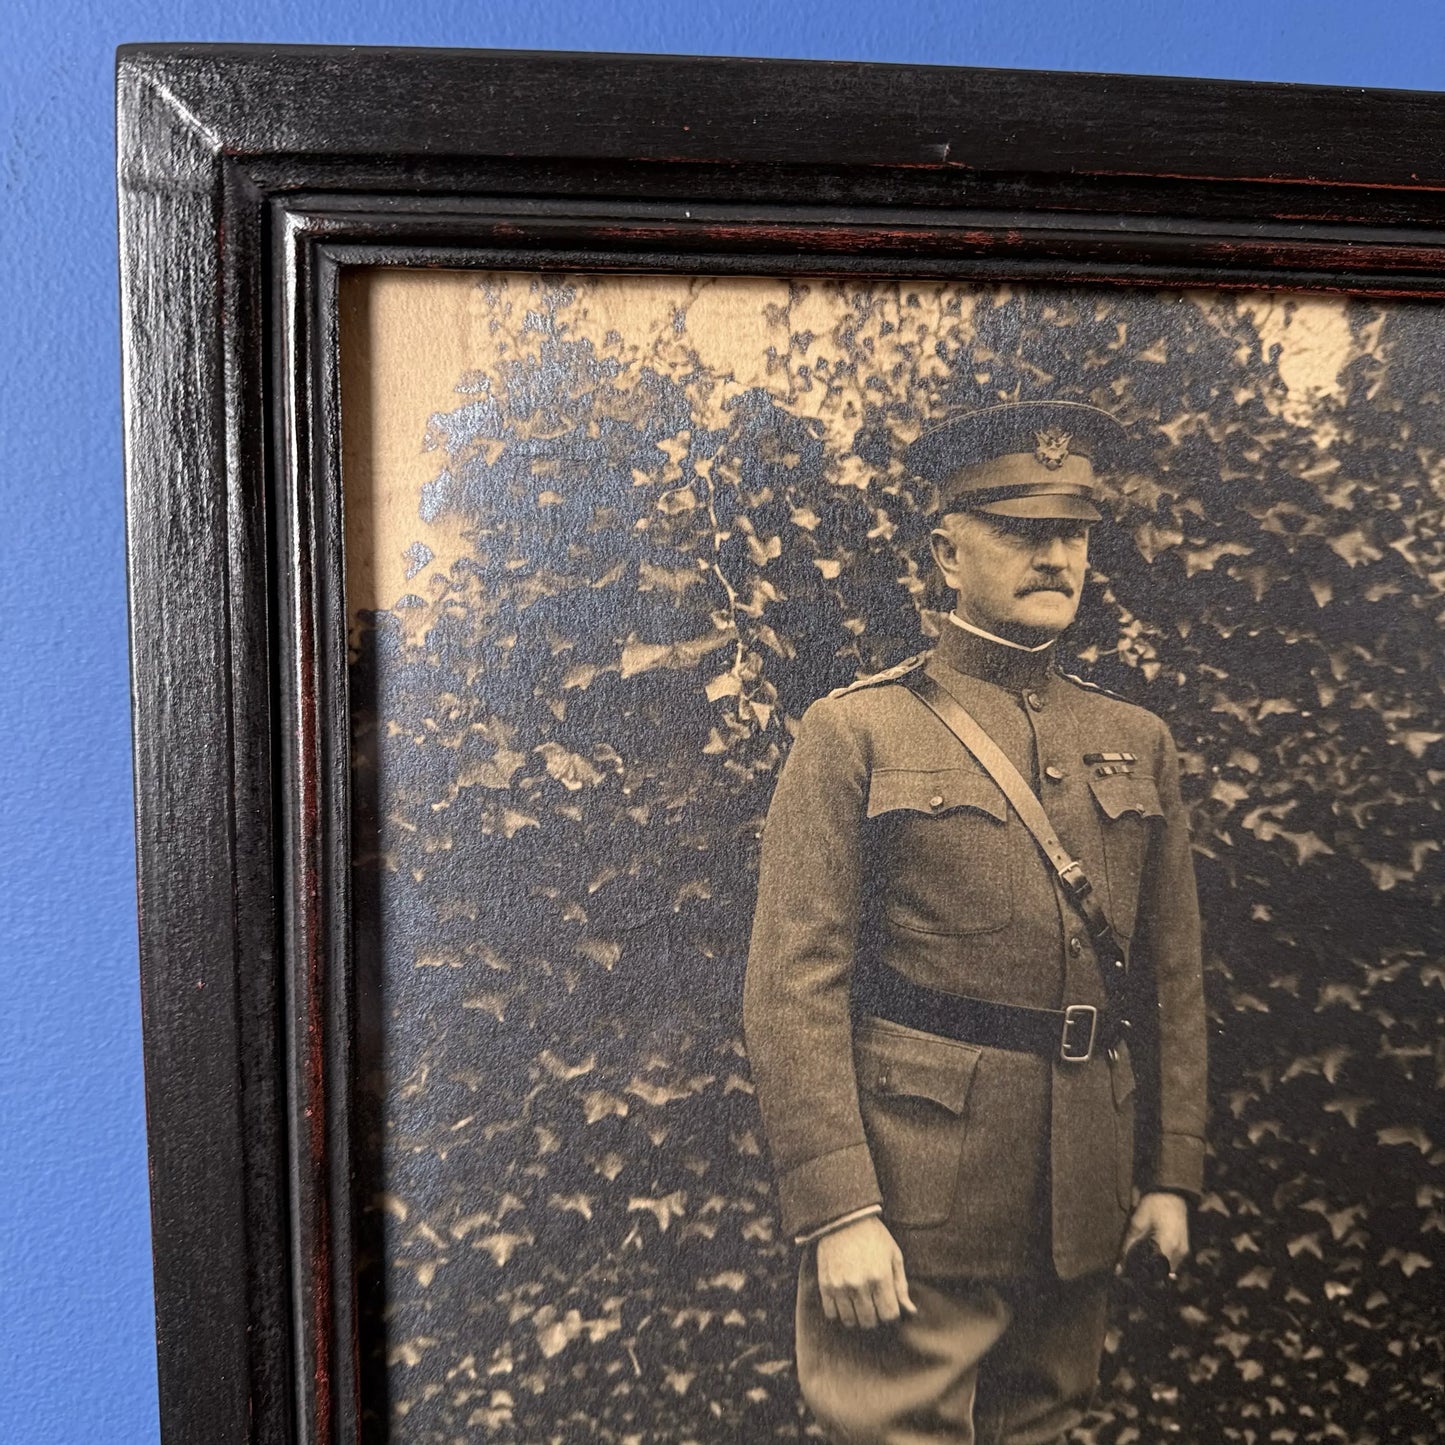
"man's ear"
929,521,963,589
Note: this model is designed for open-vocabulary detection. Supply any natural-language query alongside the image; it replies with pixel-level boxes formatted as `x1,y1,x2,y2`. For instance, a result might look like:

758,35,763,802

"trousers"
796,1255,1111,1445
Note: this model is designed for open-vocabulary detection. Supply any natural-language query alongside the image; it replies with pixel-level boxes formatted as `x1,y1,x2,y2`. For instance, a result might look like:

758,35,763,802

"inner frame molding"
120,44,1445,1445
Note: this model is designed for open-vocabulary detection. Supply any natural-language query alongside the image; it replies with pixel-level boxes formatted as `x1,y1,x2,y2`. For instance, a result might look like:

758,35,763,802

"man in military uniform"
743,400,1207,1444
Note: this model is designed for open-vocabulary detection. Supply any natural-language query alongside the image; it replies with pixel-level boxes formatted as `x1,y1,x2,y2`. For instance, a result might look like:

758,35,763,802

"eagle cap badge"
1033,429,1073,469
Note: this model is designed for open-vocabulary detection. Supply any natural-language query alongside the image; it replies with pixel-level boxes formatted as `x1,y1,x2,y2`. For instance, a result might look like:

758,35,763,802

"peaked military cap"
906,400,1132,521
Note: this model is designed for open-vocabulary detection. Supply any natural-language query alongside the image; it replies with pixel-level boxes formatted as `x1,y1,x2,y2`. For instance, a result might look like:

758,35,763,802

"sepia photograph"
337,268,1445,1444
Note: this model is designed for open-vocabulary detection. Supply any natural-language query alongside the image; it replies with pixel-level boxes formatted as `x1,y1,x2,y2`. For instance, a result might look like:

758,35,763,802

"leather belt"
864,968,1127,1064
905,672,1128,980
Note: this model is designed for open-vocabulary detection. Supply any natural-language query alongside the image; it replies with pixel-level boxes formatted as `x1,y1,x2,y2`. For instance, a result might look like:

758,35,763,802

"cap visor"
977,494,1103,521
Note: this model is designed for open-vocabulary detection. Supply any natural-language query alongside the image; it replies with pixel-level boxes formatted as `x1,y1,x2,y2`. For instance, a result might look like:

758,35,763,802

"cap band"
957,479,1097,508
939,450,1097,507
907,400,1130,523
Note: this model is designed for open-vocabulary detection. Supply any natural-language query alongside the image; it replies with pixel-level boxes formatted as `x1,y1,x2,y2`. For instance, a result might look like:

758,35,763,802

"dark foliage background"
350,278,1445,1443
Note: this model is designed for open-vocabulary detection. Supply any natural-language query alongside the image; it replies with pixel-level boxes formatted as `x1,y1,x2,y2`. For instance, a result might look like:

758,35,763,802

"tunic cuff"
1152,1132,1205,1197
778,1143,882,1239
794,1205,884,1247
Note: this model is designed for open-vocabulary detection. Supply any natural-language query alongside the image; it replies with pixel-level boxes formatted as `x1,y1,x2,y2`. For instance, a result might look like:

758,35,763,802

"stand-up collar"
930,615,1059,693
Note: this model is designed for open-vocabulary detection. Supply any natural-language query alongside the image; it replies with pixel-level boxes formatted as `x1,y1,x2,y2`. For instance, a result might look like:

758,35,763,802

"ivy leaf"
535,742,605,790
1379,1249,1433,1277
628,1191,688,1231
1377,1125,1434,1154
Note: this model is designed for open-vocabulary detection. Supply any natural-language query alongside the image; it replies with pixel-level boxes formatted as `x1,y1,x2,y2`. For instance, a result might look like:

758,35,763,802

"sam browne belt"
863,966,1126,1064
860,671,1137,1064
905,671,1129,980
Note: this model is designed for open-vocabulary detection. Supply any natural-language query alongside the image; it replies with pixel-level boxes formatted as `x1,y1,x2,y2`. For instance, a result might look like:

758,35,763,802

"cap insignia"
1033,429,1072,470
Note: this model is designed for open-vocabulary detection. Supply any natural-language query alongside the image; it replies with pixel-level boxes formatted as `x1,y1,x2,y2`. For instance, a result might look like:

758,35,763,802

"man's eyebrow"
995,519,1090,538
989,518,1073,538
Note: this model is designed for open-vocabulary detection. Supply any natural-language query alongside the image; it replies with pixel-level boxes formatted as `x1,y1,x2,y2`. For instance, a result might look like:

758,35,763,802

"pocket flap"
867,767,1007,824
1088,773,1164,822
855,1023,981,1114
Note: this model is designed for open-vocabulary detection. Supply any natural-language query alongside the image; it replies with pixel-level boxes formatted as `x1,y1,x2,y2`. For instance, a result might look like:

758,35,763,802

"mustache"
1017,579,1075,596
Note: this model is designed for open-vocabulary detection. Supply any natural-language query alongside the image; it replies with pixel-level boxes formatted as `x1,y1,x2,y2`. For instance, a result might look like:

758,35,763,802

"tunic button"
929,795,945,811
1044,765,1065,783
1025,691,1044,712
1069,936,1084,956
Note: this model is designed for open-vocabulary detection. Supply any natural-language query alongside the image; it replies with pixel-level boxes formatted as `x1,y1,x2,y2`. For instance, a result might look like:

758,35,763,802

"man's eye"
987,519,1086,544
991,520,1036,540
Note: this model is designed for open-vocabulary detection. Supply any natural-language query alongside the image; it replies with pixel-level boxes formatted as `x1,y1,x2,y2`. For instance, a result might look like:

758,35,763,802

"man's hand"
815,1215,917,1329
1119,1191,1190,1276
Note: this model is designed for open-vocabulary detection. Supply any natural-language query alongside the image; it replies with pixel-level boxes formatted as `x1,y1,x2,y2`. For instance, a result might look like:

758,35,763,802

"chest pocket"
1087,772,1163,942
866,767,1012,936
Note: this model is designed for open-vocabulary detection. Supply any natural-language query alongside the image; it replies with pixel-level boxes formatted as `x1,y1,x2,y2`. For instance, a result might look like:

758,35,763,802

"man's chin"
1004,595,1077,641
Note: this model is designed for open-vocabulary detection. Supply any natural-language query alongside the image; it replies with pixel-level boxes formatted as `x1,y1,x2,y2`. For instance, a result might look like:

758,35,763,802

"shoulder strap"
905,671,1127,983
827,650,929,699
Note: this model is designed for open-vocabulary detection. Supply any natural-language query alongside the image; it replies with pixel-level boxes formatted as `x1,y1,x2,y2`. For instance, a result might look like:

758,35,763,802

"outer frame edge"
119,44,1445,1445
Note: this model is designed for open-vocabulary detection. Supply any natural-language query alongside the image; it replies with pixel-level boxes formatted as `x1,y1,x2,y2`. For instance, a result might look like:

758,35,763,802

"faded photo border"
340,269,1445,1444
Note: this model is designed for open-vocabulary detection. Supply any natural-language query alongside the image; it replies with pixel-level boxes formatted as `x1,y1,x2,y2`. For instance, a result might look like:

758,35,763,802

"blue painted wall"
1,3,1439,1440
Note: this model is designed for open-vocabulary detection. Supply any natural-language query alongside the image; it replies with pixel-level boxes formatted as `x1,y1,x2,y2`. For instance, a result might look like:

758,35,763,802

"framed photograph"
120,46,1445,1445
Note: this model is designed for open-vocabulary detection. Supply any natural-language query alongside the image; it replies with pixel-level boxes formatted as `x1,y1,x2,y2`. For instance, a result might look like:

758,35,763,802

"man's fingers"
821,1277,906,1329
1163,1230,1190,1273
1117,1218,1148,1272
814,1219,918,1328
891,1251,918,1315
1172,1222,1191,1270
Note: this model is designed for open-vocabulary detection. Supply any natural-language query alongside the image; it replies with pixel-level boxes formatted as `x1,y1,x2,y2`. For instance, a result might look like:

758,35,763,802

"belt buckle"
1060,1004,1097,1062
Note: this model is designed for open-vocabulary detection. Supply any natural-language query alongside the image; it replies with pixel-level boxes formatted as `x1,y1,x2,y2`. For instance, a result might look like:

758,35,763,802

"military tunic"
743,621,1207,1283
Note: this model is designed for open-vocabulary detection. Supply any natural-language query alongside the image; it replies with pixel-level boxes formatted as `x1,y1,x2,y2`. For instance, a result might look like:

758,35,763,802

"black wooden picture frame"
118,45,1445,1445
